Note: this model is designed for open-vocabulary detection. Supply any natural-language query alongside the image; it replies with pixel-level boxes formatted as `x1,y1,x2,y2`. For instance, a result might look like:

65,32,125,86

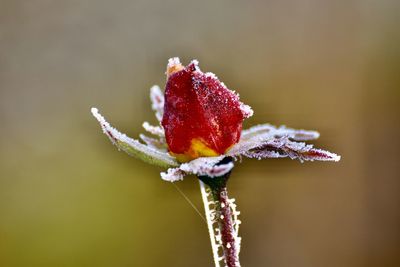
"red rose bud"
162,58,253,162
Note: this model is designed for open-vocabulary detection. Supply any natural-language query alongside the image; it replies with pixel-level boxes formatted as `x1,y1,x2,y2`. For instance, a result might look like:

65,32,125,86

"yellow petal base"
171,138,219,163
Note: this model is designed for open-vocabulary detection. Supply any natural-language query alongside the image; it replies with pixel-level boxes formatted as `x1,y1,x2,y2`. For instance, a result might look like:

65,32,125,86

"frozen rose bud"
162,58,253,162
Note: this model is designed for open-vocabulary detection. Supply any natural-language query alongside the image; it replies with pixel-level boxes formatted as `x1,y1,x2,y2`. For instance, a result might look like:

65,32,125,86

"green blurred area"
0,0,399,266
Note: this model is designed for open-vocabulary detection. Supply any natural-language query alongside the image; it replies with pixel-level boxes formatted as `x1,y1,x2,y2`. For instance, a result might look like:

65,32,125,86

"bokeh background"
1,0,399,266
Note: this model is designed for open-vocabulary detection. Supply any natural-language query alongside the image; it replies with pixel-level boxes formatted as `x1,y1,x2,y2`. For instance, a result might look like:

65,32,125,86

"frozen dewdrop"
226,243,231,249
221,203,225,208
220,215,224,220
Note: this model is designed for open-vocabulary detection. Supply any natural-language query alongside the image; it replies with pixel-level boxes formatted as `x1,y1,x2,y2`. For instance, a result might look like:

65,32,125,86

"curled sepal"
160,156,234,182
150,85,164,122
91,107,178,168
243,137,341,163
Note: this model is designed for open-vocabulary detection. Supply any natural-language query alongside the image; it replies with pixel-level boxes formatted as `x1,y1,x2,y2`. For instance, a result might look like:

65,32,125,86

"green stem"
198,157,241,267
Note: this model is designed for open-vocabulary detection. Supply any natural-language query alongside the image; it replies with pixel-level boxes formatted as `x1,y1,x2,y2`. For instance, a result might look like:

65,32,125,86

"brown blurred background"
0,0,399,266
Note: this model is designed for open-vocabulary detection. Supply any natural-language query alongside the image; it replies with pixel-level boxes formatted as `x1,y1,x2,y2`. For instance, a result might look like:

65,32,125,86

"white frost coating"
180,156,234,178
244,150,284,159
160,168,185,182
205,72,218,79
150,85,164,122
190,59,199,66
167,57,181,68
91,107,178,168
239,103,254,119
142,121,165,137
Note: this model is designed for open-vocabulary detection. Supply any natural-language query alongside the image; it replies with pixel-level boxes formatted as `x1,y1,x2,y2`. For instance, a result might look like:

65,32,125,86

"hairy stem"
198,157,241,267
211,185,240,267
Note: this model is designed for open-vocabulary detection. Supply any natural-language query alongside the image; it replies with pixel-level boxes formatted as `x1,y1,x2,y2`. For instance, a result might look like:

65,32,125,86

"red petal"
162,59,249,161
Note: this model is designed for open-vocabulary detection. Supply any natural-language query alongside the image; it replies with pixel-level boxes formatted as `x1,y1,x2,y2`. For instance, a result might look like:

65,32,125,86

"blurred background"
0,0,399,266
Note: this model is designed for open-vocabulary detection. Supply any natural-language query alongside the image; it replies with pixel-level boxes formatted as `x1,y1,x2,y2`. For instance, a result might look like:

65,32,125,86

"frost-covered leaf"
228,124,320,157
91,107,178,168
142,121,165,137
160,156,235,182
150,85,164,122
243,136,341,162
